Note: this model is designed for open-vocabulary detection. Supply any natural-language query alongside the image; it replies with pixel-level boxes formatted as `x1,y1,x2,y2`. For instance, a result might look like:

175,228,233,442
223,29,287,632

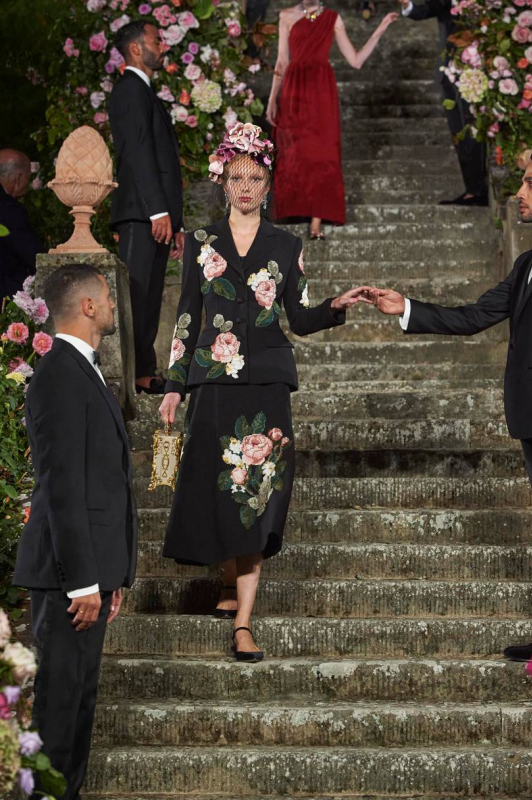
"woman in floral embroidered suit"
159,123,359,661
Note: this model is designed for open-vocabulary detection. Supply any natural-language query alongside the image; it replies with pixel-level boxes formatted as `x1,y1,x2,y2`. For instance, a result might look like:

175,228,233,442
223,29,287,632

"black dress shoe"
439,192,489,207
135,378,165,395
503,643,532,662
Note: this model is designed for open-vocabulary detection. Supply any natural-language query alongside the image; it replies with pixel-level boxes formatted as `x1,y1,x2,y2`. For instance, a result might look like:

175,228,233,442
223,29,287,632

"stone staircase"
84,4,532,798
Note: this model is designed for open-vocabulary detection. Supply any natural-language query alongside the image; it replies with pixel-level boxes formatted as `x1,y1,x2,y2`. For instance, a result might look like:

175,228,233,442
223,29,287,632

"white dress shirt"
54,333,102,599
400,266,532,331
125,66,168,222
402,1,414,14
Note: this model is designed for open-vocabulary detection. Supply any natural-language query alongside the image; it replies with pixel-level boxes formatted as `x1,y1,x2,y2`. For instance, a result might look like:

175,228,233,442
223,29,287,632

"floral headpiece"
208,122,275,182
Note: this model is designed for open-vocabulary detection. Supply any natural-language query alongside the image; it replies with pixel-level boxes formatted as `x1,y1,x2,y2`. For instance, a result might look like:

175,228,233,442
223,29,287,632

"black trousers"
442,75,487,197
117,221,171,378
30,590,112,800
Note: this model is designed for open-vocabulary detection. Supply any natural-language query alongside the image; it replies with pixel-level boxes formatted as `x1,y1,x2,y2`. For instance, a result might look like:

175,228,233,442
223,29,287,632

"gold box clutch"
148,423,183,492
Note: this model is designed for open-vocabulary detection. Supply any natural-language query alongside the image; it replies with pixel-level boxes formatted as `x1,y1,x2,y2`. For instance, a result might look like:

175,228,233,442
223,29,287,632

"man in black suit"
13,263,137,799
353,158,532,661
399,0,487,206
0,149,44,299
109,20,185,395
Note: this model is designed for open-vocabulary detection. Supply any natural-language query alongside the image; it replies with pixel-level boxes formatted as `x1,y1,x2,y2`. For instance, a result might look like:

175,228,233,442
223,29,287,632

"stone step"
343,203,489,223
345,174,458,193
93,700,532,748
134,386,505,424
98,655,531,703
291,218,488,239
293,340,506,366
339,117,445,134
346,144,456,162
83,796,521,800
123,577,532,618
103,615,532,658
343,104,444,120
134,475,530,511
298,237,493,262
137,508,532,546
135,542,532,582
336,79,441,104
85,746,532,795
347,189,465,205
295,363,503,382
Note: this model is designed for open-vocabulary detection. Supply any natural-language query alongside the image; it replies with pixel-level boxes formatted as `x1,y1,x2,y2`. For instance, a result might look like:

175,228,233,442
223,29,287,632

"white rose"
170,105,189,124
3,641,37,684
0,609,11,648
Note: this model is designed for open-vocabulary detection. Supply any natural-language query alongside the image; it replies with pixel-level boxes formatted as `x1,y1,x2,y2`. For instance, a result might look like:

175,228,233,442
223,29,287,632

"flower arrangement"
208,121,275,181
1,278,50,620
447,0,532,187
0,609,66,798
218,413,291,529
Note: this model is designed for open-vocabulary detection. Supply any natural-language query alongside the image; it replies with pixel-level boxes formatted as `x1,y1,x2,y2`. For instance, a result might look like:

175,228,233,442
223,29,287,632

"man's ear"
81,296,96,319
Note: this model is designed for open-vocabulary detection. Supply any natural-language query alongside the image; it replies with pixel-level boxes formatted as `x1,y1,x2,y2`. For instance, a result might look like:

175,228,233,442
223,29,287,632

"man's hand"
152,214,173,245
372,288,406,315
108,589,123,624
159,392,182,424
67,592,101,631
170,231,185,260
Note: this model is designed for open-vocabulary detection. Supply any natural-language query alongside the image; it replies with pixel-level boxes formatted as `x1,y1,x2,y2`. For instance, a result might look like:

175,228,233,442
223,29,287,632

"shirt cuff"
150,212,169,220
67,584,100,599
399,298,411,330
402,1,413,14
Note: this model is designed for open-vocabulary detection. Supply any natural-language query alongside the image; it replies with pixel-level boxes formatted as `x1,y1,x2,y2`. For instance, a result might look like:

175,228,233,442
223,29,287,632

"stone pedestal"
35,252,136,420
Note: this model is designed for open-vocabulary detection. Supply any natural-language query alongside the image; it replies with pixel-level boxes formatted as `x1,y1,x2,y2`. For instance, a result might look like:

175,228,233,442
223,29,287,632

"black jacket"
165,216,345,398
13,338,137,592
405,0,456,80
406,249,532,439
0,185,44,300
109,69,183,231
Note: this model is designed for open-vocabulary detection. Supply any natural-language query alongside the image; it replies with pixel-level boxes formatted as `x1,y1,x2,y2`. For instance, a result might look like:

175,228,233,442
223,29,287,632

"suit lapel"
243,219,278,274
52,339,129,452
515,255,532,322
208,217,279,281
208,216,244,282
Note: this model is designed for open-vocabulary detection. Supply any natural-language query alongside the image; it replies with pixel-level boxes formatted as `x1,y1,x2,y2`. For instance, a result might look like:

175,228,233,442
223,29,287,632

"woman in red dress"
267,2,397,239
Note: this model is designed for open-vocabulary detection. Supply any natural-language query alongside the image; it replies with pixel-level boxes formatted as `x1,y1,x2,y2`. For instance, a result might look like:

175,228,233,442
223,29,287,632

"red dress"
273,8,346,225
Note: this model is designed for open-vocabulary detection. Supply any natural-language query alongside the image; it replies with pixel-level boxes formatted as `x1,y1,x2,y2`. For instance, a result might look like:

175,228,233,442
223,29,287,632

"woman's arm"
266,10,291,126
334,12,398,69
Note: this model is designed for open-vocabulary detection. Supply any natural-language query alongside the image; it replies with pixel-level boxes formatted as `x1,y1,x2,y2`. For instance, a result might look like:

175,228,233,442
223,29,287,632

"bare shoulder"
279,5,301,22
333,11,345,29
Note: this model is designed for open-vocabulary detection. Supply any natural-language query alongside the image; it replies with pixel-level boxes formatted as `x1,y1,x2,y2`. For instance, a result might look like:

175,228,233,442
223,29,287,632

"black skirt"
162,383,295,566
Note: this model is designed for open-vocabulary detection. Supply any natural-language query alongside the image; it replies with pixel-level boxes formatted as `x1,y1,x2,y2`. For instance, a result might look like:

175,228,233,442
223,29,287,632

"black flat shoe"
232,626,264,663
439,192,488,207
503,642,532,662
135,378,165,395
213,585,237,620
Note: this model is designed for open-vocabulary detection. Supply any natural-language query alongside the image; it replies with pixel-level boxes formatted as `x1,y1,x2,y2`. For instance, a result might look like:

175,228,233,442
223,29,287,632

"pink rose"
162,24,186,46
499,78,519,95
171,105,189,124
518,9,532,25
512,24,530,42
231,467,248,485
0,694,10,720
225,18,242,37
157,85,175,103
241,433,273,466
110,13,130,31
63,38,80,57
94,111,109,125
89,31,108,52
184,63,202,81
30,299,49,325
211,332,239,363
76,86,88,95
153,4,176,25
255,279,276,310
203,252,227,280
177,10,199,29
32,332,53,356
31,177,42,190
268,427,283,442
90,91,106,109
185,114,198,128
461,43,482,68
6,322,29,344
169,337,185,366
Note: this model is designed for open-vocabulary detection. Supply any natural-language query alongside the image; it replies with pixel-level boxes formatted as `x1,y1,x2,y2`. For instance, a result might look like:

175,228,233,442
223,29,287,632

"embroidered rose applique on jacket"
247,261,283,327
194,229,236,300
168,313,192,385
298,249,310,308
194,314,245,379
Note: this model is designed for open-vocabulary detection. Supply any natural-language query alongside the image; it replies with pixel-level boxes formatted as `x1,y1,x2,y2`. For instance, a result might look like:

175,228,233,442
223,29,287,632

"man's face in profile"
517,162,532,223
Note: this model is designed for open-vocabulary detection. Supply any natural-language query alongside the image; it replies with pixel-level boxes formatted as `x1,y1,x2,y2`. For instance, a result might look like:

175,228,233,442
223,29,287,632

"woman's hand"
375,11,399,36
159,392,182,424
266,100,278,127
331,287,372,311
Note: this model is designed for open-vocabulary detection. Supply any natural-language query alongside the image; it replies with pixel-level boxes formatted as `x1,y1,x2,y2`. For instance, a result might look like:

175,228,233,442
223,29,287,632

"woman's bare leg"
233,552,263,653
216,558,238,612
310,217,322,237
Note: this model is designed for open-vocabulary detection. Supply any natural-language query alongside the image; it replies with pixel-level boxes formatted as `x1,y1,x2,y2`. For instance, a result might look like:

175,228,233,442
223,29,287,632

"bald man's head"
0,149,31,198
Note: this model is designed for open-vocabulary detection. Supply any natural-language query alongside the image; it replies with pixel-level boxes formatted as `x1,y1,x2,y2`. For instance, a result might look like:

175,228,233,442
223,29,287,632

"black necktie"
92,350,101,367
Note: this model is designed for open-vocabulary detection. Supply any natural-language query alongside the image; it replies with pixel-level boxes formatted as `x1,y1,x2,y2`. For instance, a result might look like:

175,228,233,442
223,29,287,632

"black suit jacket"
109,69,183,231
406,249,532,439
405,0,456,79
0,185,44,299
13,338,137,592
165,216,345,398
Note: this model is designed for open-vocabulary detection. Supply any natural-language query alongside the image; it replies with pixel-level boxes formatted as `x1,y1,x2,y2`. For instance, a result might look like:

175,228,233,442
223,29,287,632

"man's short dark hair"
43,264,104,322
115,20,150,59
